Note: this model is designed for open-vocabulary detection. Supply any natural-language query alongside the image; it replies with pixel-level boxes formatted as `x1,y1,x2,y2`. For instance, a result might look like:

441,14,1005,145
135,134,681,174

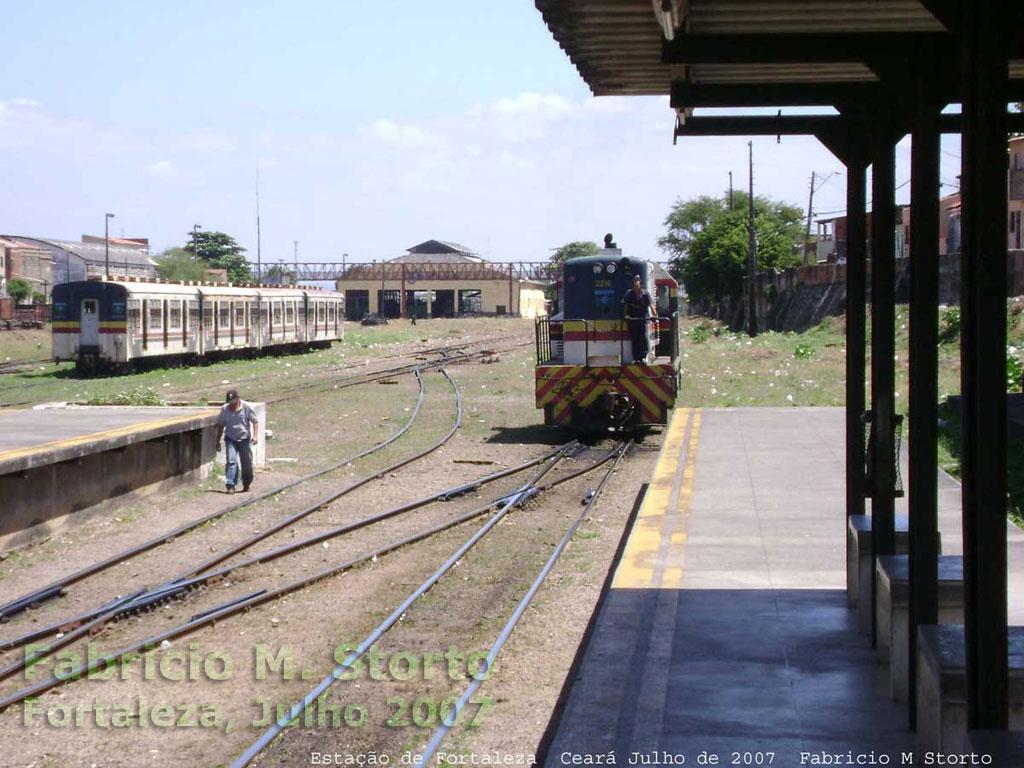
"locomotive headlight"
592,264,603,274
606,263,617,274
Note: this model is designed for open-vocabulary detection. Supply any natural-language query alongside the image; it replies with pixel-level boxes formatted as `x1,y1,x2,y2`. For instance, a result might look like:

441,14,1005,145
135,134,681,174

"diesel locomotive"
52,277,345,372
535,254,680,431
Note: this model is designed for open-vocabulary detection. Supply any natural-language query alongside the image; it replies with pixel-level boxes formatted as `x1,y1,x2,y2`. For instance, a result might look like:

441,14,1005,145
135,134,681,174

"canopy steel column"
846,148,868,530
869,133,898,645
907,88,941,728
959,0,1010,730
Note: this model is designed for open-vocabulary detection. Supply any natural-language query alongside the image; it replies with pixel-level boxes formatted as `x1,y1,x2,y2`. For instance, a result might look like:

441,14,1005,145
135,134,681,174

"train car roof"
64,279,344,300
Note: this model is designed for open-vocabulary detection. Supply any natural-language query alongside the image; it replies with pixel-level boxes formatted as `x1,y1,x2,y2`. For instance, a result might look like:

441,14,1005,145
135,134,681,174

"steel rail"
230,442,624,768
0,443,590,714
0,441,569,679
0,442,562,658
0,338,523,626
168,332,517,399
0,368,463,677
418,441,631,763
0,370,429,623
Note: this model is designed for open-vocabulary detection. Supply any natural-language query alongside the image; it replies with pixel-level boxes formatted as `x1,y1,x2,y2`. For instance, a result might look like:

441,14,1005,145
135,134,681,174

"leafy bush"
87,387,167,406
688,326,711,344
1009,351,1024,392
939,306,961,344
6,278,31,303
794,343,815,359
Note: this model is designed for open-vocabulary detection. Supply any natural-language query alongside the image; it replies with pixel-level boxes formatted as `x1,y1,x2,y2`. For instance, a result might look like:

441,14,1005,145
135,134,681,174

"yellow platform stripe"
612,407,701,590
659,410,701,589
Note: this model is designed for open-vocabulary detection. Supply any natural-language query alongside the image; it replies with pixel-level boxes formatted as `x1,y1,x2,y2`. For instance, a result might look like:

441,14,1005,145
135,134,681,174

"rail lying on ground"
0,368,462,680
0,440,608,712
0,341,520,619
231,441,628,768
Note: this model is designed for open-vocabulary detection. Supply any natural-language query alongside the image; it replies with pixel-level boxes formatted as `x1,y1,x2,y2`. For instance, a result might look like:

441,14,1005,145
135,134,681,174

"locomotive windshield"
562,256,648,320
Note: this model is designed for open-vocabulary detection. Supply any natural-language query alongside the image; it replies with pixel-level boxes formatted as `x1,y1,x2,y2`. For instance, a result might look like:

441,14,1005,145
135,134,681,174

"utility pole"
747,141,757,338
256,165,262,284
805,171,816,265
729,171,734,210
293,240,298,287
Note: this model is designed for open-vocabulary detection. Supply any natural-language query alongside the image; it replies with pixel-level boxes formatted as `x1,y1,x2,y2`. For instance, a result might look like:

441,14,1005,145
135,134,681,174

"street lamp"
104,213,115,276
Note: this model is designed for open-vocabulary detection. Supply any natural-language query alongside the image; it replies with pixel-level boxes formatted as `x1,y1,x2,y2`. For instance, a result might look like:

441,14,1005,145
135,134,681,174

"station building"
335,240,548,320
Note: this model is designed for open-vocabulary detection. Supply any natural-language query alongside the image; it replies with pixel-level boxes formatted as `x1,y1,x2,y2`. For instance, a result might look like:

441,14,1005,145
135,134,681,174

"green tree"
185,231,251,283
262,264,297,285
156,247,207,282
658,191,804,304
6,278,31,303
550,240,598,264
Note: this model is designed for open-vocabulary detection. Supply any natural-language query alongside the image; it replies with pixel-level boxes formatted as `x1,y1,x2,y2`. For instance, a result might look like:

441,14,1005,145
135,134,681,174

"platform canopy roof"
535,0,1024,110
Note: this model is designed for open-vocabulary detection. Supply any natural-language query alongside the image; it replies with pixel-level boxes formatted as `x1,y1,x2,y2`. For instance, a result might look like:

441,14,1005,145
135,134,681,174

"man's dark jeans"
225,437,253,489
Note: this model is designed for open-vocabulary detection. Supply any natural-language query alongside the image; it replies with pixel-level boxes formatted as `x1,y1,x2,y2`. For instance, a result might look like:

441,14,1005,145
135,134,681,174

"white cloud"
181,132,238,152
144,160,175,177
490,92,575,117
364,118,442,148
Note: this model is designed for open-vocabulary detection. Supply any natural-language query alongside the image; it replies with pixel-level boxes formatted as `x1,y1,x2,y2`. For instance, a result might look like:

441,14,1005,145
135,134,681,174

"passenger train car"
535,255,680,431
52,278,345,372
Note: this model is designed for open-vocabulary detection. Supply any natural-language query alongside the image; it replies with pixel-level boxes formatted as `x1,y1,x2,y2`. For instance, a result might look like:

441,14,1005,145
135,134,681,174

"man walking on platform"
216,388,259,493
622,274,654,363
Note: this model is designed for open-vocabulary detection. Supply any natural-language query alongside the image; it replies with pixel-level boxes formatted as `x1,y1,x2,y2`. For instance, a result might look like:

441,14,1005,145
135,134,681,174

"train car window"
657,284,670,314
203,304,213,329
328,302,335,323
128,300,141,331
149,301,163,330
260,305,268,327
286,302,295,326
219,302,230,329
169,303,182,329
273,302,282,324
234,302,245,328
189,301,200,327
316,302,324,322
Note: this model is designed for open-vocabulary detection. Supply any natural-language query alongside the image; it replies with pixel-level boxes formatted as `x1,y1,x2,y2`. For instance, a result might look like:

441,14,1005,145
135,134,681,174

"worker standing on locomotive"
622,273,654,363
216,388,259,493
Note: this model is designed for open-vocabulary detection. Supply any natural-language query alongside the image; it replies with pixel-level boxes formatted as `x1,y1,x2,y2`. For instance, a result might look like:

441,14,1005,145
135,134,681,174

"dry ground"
0,318,664,768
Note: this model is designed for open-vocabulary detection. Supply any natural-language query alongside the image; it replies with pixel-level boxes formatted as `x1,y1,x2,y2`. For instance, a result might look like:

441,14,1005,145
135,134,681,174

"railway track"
236,440,630,767
0,439,625,722
0,357,50,375
0,338,527,623
0,359,536,688
0,332,523,410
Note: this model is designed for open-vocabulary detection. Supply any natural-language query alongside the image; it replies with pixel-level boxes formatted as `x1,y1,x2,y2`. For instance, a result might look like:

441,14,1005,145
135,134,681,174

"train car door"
81,299,100,347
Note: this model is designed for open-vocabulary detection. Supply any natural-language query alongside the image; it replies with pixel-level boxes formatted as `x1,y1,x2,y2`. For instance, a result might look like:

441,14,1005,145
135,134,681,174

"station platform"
0,405,219,551
543,407,1024,765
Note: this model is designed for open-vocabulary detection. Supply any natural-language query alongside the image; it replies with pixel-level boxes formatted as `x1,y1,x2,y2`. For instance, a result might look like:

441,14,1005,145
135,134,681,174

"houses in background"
814,135,1024,263
0,235,157,301
0,238,52,300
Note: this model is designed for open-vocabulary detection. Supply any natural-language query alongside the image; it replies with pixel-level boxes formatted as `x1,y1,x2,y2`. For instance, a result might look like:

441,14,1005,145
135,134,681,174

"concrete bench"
917,626,1024,755
847,514,912,633
876,554,964,702
968,730,1024,768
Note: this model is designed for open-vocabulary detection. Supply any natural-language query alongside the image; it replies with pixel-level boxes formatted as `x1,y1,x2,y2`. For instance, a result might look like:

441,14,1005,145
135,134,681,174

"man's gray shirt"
218,401,257,441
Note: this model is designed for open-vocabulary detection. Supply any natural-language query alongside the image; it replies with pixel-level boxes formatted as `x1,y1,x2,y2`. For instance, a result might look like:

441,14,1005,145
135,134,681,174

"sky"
0,1,965,266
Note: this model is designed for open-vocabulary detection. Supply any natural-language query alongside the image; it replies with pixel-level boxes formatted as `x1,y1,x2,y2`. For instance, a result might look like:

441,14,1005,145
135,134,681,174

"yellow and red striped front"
536,362,678,426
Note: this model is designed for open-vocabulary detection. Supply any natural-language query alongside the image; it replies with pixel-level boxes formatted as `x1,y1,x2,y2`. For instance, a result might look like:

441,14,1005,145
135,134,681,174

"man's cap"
225,389,240,403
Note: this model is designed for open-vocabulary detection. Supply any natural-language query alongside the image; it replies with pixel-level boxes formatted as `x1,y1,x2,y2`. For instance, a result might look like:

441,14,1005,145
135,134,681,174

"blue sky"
0,1,962,265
